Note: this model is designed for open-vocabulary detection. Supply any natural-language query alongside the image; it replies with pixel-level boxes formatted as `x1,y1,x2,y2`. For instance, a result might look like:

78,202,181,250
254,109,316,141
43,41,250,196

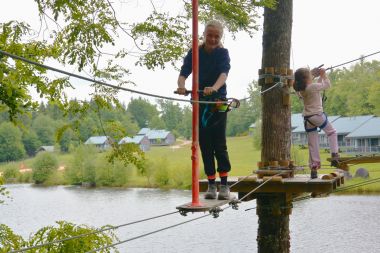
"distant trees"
127,98,159,128
0,122,26,162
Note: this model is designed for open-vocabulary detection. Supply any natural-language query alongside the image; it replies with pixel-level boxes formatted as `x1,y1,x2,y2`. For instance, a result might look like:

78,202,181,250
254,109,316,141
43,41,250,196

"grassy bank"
1,136,379,193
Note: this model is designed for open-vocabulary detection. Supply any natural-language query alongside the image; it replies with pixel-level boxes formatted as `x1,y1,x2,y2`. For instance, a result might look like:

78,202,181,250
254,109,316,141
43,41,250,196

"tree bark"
257,1,293,252
261,0,293,162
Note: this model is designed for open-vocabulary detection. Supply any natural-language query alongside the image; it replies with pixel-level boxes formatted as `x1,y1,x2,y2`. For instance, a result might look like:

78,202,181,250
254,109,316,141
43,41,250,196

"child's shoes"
331,153,340,167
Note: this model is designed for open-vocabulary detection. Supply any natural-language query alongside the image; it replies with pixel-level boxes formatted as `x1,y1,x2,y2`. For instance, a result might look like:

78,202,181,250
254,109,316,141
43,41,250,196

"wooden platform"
199,174,344,196
327,155,380,170
176,199,231,213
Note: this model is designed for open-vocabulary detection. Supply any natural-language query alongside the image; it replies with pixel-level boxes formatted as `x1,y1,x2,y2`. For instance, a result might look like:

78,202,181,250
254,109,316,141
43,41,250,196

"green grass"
1,136,380,193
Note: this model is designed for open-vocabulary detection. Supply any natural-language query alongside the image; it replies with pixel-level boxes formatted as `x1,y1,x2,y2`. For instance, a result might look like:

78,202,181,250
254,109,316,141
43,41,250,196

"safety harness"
199,93,240,128
304,112,328,132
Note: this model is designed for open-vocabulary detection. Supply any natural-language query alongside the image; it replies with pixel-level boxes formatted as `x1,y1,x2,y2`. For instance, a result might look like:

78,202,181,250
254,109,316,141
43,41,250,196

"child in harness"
294,67,339,178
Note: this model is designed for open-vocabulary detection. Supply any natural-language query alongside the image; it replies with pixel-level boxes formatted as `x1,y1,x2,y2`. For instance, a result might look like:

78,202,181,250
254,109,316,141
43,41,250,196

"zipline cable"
1,49,379,105
85,213,213,253
8,210,179,253
85,172,282,252
326,50,380,71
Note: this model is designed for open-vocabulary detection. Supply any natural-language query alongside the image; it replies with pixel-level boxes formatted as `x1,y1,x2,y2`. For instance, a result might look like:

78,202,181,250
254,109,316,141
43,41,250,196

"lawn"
1,135,379,193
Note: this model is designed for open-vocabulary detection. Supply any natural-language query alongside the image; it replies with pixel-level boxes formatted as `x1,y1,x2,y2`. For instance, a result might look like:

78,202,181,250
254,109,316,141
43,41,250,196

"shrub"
32,152,58,184
171,165,192,189
152,157,171,187
2,164,20,181
65,145,97,185
95,154,132,187
0,222,119,253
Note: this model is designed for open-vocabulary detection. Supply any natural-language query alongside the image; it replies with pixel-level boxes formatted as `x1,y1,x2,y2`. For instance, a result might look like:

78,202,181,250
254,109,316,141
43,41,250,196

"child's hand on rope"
311,67,320,78
319,68,327,78
204,86,217,96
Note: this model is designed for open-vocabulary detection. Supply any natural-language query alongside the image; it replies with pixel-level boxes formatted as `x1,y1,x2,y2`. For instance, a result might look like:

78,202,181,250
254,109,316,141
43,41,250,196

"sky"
1,0,380,105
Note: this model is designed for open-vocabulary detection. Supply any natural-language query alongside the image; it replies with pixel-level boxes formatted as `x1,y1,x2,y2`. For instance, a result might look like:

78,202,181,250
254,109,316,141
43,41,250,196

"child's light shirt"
300,77,331,116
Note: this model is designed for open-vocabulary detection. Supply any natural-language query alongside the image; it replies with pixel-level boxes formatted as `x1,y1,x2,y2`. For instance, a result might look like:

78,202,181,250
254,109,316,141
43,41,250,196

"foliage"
65,145,97,185
127,97,159,128
0,122,26,162
0,177,10,204
227,82,261,136
0,224,26,252
95,156,132,187
32,114,56,145
252,119,262,150
2,164,20,181
32,152,58,184
157,100,184,131
0,221,119,253
152,157,171,187
22,130,41,156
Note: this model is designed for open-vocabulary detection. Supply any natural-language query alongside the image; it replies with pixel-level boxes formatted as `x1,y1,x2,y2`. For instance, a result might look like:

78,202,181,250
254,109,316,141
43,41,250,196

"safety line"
326,50,380,71
84,212,212,253
8,210,179,253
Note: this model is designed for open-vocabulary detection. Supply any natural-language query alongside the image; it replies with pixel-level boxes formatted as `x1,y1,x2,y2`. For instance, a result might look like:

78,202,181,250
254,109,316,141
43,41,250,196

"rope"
8,211,179,253
260,82,284,95
326,50,380,71
85,213,212,253
238,172,284,202
83,172,281,252
0,49,250,105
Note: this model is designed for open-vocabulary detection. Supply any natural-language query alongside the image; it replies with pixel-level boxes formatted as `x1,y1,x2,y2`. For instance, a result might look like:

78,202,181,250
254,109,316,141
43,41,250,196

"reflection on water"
1,184,380,253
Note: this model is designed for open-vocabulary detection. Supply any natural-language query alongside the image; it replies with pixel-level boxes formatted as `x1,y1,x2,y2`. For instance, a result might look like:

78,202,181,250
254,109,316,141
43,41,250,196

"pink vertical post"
191,0,201,206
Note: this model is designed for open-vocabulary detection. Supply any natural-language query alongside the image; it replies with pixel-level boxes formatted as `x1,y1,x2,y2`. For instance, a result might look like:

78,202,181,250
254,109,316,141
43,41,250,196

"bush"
95,154,132,187
32,152,58,184
2,164,20,182
17,172,32,183
152,158,171,187
65,145,97,185
0,222,119,253
171,165,192,189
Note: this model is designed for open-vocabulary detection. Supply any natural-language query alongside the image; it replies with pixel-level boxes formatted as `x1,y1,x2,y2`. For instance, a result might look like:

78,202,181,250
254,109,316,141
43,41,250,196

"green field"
1,136,380,193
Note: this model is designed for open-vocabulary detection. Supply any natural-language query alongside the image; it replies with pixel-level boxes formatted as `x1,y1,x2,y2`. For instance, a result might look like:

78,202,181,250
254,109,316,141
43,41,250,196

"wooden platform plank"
327,155,380,165
199,174,344,195
176,199,231,212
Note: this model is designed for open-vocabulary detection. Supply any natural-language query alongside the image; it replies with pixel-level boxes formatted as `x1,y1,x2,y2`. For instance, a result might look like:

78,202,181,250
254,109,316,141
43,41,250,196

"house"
248,123,257,136
84,136,112,150
119,135,151,152
136,128,176,146
319,115,373,148
37,146,55,153
345,117,380,153
147,130,176,146
137,128,151,136
291,113,304,130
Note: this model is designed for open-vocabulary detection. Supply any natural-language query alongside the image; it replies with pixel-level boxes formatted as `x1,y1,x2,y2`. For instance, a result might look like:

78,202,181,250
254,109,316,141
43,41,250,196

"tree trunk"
261,0,293,162
257,1,293,252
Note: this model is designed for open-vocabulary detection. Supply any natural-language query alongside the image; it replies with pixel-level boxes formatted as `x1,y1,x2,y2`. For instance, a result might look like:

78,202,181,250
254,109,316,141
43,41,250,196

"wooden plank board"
176,199,232,213
327,156,380,165
199,174,344,195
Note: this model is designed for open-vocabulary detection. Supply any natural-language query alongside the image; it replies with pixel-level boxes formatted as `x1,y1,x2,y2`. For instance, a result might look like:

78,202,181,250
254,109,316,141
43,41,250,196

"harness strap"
304,113,328,132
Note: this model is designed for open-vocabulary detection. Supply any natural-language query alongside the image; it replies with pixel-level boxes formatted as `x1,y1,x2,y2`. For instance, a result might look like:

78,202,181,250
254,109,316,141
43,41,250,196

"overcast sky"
1,0,380,105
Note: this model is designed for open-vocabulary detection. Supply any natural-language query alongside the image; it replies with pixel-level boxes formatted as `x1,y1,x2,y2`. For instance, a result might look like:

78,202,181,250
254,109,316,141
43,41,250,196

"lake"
1,184,380,253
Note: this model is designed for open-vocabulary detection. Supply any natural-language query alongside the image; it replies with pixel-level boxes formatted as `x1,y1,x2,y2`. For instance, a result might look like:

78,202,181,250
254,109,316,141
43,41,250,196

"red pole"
191,0,201,206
